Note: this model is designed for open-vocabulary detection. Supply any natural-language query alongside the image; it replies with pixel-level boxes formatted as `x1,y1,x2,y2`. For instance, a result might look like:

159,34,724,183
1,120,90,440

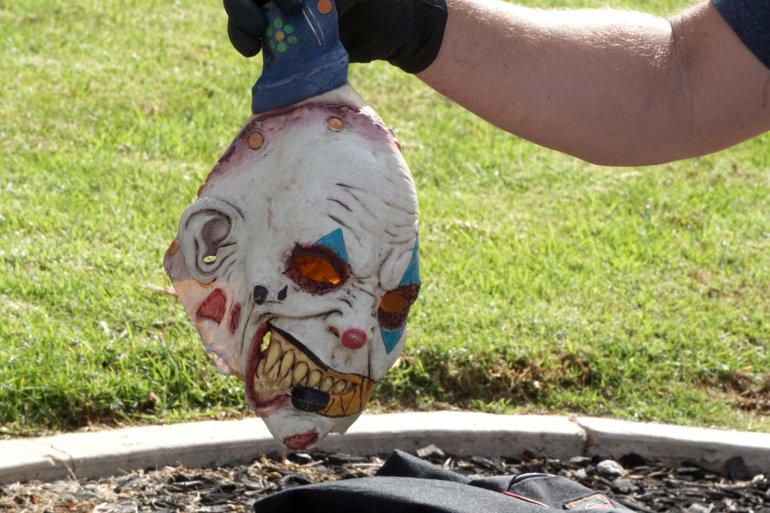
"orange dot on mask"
248,131,264,150
317,0,333,15
326,116,343,132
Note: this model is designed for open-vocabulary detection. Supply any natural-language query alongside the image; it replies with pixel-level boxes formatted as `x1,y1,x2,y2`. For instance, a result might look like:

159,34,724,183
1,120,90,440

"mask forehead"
272,175,417,277
206,99,418,275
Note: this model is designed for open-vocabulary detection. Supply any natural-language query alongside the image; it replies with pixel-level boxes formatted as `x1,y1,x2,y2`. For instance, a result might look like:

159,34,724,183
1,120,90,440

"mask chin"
263,409,340,451
330,411,362,435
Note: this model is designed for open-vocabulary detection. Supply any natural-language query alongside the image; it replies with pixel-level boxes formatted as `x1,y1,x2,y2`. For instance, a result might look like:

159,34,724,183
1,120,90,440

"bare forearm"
418,0,770,166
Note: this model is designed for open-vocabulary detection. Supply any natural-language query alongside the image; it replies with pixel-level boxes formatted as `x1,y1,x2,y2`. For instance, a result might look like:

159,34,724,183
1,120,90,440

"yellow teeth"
279,351,294,377
277,372,292,390
265,341,282,370
293,362,309,384
267,360,280,381
251,328,377,418
307,370,321,388
320,376,334,393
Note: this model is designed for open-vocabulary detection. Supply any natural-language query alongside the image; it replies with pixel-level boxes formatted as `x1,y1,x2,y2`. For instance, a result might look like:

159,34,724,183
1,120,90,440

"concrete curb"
1,412,769,484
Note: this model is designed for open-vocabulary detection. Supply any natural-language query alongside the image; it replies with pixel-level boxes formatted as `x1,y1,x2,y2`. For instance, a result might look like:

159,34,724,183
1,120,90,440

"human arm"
223,0,770,166
418,0,770,166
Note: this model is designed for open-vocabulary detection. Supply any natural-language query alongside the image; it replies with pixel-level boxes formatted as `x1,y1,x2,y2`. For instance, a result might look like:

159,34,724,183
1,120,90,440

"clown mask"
164,85,420,450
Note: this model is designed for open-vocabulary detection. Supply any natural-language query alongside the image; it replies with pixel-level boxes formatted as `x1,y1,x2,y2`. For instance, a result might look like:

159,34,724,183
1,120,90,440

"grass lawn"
1,0,769,436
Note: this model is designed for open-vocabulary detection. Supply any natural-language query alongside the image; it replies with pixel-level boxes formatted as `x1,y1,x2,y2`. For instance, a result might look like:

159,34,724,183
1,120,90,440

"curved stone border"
2,412,769,484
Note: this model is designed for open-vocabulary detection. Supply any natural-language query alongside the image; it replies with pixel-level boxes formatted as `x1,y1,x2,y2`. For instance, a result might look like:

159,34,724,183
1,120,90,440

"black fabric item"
508,473,623,509
252,450,635,513
712,0,770,70
223,0,447,73
469,475,517,493
376,449,471,484
253,476,548,513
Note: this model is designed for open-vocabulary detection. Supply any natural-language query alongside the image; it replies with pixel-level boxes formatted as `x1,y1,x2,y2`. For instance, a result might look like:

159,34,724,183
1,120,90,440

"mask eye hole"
379,292,410,313
286,244,349,293
378,284,420,330
295,255,341,284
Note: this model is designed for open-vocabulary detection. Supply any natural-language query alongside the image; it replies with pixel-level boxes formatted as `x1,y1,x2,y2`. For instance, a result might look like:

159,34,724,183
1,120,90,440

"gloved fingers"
338,1,402,63
334,0,357,16
224,0,266,36
273,0,303,13
338,23,373,63
228,19,263,57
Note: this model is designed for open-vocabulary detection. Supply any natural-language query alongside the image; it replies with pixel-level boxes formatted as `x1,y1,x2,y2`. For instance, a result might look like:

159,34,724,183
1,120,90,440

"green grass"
2,0,770,436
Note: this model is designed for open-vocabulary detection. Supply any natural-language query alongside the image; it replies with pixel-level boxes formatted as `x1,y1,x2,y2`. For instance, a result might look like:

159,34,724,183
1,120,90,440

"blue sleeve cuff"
712,0,770,70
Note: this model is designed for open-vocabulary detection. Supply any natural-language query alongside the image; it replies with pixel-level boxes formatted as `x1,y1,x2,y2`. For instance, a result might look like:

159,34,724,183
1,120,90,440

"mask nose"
329,326,369,350
340,328,368,349
252,284,288,305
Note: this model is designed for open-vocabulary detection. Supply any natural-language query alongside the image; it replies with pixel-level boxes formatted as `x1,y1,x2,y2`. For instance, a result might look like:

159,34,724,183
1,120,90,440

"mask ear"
178,197,243,284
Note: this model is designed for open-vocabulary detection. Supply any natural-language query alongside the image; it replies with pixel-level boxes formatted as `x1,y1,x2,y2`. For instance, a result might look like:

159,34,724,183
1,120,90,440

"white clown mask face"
164,85,420,450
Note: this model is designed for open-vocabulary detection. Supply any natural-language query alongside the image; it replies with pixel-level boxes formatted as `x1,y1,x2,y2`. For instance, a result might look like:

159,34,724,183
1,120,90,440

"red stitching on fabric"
503,491,549,508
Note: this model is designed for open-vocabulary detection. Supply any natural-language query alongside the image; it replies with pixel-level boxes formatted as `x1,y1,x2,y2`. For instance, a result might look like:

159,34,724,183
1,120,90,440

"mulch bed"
2,446,768,512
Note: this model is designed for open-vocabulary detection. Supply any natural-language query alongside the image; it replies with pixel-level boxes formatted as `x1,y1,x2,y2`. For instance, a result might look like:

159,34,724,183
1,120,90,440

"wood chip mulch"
2,447,769,512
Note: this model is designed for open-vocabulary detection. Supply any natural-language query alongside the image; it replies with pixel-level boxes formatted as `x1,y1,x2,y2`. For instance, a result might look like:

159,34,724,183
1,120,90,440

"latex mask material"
164,84,420,450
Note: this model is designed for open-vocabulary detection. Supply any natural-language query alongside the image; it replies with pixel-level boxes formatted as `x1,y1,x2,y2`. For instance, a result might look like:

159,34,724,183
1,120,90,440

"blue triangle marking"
315,228,348,262
398,236,420,286
381,327,404,354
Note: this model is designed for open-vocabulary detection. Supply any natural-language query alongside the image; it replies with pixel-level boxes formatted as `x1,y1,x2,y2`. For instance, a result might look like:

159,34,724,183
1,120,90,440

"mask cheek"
171,277,244,376
361,326,407,386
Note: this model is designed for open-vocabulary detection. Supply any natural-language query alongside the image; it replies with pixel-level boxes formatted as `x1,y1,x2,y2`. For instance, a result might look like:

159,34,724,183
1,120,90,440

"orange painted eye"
286,244,350,294
294,254,341,285
379,291,410,313
378,284,420,330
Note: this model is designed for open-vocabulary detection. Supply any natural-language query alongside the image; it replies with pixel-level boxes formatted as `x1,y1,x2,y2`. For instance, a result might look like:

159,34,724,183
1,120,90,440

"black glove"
224,0,301,57
223,0,448,74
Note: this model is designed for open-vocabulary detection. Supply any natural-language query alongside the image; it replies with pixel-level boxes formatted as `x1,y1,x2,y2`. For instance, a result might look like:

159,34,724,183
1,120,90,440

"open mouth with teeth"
244,323,377,418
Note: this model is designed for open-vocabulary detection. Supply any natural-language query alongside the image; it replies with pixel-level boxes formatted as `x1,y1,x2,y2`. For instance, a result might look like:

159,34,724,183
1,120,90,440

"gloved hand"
223,0,448,73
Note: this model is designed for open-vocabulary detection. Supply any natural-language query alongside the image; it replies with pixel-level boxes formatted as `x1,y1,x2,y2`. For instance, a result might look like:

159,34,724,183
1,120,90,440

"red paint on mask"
283,429,319,451
229,303,241,335
245,323,291,416
196,288,227,324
